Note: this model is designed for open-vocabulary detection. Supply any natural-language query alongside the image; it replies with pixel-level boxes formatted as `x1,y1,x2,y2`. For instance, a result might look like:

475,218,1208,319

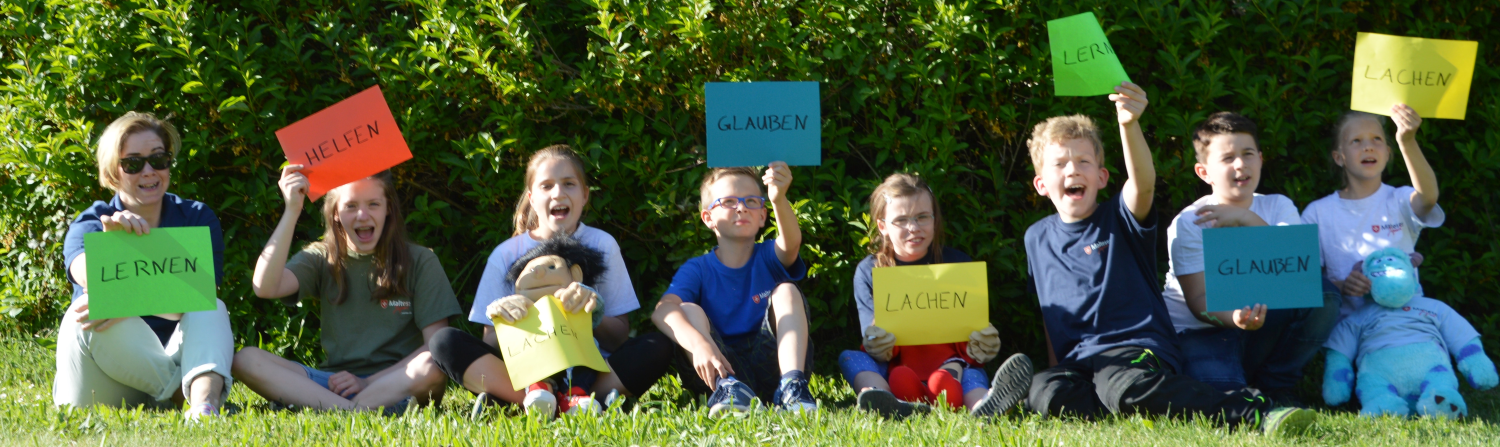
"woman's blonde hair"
95,112,180,190
512,145,591,236
868,173,945,268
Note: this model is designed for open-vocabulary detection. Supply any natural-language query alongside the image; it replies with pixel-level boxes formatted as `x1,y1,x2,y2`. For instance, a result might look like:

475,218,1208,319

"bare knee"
407,352,447,397
771,283,804,308
230,347,267,377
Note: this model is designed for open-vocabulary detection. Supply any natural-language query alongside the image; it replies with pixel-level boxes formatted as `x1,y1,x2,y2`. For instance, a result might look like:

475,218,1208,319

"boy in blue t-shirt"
1022,83,1316,435
652,162,816,415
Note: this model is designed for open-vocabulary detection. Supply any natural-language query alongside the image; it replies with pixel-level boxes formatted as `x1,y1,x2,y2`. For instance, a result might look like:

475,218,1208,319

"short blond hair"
698,167,761,210
1026,115,1103,171
95,112,180,190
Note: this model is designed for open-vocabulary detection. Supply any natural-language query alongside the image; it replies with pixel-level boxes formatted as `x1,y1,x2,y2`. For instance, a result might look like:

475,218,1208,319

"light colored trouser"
53,297,234,409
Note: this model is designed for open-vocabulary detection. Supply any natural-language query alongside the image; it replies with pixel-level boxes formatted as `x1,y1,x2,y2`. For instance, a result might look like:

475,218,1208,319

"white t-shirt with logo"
1162,194,1302,332
467,223,641,326
1301,184,1445,317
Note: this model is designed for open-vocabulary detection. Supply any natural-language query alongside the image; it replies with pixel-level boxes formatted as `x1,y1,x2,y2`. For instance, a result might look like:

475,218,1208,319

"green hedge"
3,0,1497,369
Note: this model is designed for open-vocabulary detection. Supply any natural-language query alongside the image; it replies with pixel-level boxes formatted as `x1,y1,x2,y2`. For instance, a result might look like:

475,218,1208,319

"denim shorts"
300,364,373,396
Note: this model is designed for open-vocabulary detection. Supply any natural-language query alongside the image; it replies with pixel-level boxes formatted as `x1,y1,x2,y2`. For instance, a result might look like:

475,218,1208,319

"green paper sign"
1048,12,1132,96
84,227,217,319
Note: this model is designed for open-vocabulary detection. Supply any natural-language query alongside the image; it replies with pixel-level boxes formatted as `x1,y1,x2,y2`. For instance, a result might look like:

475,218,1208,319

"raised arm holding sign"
274,85,413,200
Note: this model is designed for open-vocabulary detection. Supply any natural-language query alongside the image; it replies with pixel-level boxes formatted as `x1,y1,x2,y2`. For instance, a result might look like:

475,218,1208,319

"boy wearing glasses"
652,162,816,415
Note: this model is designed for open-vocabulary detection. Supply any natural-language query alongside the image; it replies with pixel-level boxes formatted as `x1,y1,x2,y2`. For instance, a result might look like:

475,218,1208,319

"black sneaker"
707,377,755,416
971,353,1034,417
857,388,929,420
773,377,818,413
1260,387,1305,409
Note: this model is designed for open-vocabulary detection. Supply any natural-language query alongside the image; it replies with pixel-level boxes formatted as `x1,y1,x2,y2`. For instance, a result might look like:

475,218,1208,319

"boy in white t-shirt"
1301,107,1443,319
1161,112,1340,405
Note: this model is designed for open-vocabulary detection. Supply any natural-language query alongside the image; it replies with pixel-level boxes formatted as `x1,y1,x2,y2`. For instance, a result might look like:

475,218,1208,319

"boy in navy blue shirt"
1022,83,1315,435
652,162,816,415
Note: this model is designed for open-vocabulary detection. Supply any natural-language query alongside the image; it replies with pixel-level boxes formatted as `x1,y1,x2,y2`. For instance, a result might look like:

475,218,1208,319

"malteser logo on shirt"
1083,240,1110,255
751,289,772,304
380,299,413,315
1371,223,1404,234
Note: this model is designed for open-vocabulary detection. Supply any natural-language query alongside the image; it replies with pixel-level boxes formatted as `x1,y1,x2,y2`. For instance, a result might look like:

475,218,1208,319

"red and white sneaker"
560,386,600,416
523,383,557,418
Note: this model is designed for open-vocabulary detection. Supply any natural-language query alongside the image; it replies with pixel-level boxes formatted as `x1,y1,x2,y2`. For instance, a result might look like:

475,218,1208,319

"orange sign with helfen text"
274,85,413,200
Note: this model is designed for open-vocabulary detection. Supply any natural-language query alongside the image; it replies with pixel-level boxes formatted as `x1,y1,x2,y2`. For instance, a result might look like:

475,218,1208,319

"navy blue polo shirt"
63,193,225,343
1024,195,1181,371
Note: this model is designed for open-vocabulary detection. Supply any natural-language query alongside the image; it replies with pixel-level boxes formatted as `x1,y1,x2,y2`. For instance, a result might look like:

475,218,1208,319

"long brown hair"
312,170,413,305
512,145,591,237
868,173,946,268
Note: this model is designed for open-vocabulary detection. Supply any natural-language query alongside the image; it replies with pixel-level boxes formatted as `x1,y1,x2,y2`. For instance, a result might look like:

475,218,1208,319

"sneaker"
1260,387,1305,408
381,396,413,417
773,377,818,413
971,353,1034,417
602,389,625,413
524,383,558,418
707,377,756,416
184,402,219,421
562,387,601,416
469,392,500,420
856,388,929,420
1261,407,1318,437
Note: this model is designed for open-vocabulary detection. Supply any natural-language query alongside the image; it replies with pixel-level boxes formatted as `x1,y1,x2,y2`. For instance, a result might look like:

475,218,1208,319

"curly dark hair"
505,235,609,287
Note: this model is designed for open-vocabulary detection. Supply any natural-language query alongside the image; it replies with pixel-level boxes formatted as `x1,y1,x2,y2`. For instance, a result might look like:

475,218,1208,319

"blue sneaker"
707,377,755,416
773,377,818,413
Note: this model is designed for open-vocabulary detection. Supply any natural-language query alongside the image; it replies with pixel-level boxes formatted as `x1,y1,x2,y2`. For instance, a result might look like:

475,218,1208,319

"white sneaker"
523,387,557,418
564,394,601,416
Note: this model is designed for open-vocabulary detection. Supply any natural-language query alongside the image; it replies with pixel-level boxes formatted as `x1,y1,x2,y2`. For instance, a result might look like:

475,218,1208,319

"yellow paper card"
1351,32,1478,120
872,262,989,346
493,295,610,391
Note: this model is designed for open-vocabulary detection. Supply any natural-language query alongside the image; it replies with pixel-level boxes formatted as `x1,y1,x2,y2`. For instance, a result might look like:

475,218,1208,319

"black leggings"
427,327,673,396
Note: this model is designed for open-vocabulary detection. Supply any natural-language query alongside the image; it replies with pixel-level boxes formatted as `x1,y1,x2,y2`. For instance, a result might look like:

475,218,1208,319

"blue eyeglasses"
709,196,768,210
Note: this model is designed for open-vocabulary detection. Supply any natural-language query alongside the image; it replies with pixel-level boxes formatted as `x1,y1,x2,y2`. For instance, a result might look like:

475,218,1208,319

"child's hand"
1230,304,1267,330
1109,82,1149,126
1391,103,1422,144
1409,252,1425,268
327,371,368,398
1342,263,1371,297
763,161,792,204
279,164,309,209
863,325,896,362
556,282,599,314
487,295,534,324
967,325,1001,364
1192,205,1258,228
691,347,735,390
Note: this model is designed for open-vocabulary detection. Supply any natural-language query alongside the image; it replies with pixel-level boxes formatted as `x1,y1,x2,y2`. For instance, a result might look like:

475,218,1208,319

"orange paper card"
275,85,413,200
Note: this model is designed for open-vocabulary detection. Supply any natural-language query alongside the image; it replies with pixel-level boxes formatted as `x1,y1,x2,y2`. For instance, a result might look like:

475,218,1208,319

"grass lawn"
2,336,1497,446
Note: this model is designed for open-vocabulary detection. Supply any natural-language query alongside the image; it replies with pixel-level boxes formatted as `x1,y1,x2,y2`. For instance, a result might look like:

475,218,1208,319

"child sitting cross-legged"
1023,83,1317,435
651,162,817,416
839,173,1033,419
1160,112,1340,405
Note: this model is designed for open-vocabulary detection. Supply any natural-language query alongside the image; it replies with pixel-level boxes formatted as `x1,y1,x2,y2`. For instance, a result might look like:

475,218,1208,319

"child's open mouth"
1234,175,1253,186
138,180,162,193
353,225,376,242
549,205,570,220
1360,156,1378,166
904,236,925,247
1064,184,1086,200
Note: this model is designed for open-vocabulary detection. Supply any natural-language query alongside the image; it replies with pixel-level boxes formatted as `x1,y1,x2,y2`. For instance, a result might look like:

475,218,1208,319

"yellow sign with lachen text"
872,261,990,346
493,295,610,391
1351,32,1478,120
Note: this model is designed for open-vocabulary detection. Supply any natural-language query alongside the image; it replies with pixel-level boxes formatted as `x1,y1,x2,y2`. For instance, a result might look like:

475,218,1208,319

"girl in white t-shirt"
1301,104,1443,318
425,145,671,419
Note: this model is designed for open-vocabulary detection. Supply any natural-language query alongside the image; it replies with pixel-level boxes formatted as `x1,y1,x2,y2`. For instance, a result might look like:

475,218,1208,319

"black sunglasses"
120,152,173,174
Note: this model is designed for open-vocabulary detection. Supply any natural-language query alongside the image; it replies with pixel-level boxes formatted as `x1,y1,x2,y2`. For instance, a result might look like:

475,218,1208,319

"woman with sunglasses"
54,112,234,421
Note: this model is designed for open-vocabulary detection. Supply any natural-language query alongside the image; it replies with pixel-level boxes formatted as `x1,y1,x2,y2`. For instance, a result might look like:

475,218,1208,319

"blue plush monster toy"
1321,247,1497,418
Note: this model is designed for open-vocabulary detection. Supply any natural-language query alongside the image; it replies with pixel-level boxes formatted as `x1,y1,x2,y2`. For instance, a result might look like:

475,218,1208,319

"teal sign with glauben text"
1203,224,1323,312
705,81,821,167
